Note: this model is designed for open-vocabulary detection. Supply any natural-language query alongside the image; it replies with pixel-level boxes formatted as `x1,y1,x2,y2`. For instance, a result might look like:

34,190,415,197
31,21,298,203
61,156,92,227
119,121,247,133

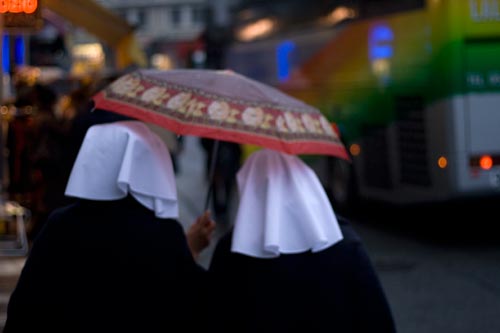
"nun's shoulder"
45,201,81,223
336,215,362,245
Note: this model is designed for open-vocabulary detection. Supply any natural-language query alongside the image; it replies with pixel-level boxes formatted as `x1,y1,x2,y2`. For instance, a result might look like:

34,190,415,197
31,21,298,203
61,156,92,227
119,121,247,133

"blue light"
2,35,10,73
369,25,394,60
14,36,25,65
276,40,295,82
371,25,394,42
370,45,393,59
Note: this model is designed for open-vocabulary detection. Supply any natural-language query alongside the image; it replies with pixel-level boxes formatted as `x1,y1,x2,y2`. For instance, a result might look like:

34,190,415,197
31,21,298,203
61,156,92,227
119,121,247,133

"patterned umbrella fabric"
92,68,348,159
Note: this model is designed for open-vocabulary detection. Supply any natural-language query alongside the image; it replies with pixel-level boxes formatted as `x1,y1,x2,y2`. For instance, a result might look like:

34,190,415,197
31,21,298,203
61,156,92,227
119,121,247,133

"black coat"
4,196,208,333
209,217,397,333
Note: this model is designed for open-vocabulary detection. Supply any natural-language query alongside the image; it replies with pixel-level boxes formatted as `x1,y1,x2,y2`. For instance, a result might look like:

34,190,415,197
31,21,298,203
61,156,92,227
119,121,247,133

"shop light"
236,18,275,42
0,0,38,14
321,6,357,26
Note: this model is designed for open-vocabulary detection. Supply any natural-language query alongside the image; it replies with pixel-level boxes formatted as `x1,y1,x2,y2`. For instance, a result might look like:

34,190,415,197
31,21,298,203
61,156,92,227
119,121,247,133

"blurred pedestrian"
10,83,69,241
6,93,36,207
209,149,396,332
147,123,183,174
200,138,241,223
4,121,215,333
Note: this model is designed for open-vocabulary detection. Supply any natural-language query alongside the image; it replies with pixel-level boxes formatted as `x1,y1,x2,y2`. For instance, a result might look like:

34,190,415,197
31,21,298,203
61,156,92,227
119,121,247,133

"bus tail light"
470,155,500,170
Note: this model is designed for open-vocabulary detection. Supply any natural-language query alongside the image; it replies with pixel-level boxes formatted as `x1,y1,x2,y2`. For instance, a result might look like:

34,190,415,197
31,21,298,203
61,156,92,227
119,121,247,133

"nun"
4,120,215,333
209,149,396,333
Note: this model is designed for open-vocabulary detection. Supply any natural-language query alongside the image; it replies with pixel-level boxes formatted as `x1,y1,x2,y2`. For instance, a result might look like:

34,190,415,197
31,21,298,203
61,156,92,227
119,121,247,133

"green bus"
226,0,500,210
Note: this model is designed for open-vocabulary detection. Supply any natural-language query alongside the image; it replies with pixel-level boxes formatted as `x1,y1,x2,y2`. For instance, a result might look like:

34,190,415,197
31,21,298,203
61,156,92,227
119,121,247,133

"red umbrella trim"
93,72,349,159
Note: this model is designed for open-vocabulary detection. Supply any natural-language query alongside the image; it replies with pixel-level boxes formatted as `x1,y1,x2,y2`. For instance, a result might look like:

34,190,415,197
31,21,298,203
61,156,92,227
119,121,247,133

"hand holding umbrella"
187,210,216,260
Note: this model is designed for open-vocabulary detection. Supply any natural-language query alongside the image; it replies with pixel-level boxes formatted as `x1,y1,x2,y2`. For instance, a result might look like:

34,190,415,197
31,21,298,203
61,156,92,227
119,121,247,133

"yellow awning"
44,0,146,68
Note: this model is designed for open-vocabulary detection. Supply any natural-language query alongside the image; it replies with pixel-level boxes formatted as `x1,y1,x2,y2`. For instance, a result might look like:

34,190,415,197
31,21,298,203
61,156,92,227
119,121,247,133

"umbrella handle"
204,140,220,211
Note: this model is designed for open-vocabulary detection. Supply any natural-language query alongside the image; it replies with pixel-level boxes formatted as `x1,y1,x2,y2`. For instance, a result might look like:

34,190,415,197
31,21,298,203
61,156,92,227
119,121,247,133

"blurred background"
0,0,500,332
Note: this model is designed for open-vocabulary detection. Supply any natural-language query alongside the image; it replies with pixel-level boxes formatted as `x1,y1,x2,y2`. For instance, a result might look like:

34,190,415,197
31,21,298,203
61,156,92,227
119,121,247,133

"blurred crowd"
3,72,126,241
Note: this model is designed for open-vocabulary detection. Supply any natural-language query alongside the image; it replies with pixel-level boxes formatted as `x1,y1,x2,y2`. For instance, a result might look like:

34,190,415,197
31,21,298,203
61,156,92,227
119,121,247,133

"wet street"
1,136,499,332
346,198,500,333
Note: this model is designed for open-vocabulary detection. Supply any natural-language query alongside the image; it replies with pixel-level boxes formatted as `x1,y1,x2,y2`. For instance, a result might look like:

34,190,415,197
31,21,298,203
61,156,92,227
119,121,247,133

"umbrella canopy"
92,68,349,160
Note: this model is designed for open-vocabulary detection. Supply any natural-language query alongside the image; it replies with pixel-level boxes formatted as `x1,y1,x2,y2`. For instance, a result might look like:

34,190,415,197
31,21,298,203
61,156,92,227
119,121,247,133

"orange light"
236,18,275,41
437,156,447,169
0,0,37,14
349,143,361,156
479,155,493,170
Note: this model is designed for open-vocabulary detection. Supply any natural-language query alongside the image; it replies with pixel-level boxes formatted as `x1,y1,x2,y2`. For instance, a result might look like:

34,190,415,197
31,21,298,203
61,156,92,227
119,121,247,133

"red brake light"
479,155,493,170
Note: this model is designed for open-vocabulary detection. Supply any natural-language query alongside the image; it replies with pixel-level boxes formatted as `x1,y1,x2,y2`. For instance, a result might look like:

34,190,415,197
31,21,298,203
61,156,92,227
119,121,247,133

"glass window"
127,8,146,28
192,6,206,24
171,6,181,26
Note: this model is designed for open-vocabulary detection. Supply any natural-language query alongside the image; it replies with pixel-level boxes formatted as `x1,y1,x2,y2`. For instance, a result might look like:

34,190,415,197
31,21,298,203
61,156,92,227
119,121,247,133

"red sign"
0,0,37,13
2,0,42,32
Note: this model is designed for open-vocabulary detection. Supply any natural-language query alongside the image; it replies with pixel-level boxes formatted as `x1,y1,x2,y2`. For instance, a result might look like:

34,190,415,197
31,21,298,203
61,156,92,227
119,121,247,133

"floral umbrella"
92,68,348,159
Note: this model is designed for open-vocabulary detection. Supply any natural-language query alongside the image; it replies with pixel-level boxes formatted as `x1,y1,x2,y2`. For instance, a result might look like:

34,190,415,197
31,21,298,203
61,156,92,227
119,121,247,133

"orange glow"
0,0,38,14
321,6,357,26
479,155,493,170
349,143,361,156
437,156,447,169
236,18,275,41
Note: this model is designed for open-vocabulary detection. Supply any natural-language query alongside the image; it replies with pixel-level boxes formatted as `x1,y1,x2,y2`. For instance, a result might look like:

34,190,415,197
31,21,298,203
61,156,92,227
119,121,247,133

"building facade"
95,0,239,69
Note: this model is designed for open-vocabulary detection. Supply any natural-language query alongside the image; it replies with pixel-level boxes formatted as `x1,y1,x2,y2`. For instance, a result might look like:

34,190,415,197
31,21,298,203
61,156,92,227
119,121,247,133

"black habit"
209,216,397,333
4,195,208,333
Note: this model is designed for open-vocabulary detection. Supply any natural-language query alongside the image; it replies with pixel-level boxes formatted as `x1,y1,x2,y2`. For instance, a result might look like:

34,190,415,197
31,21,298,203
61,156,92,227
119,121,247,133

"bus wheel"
327,157,357,214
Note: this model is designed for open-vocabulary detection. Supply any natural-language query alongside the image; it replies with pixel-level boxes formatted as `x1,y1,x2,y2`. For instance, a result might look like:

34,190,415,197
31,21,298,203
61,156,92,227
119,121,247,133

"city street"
350,206,500,333
1,0,499,332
